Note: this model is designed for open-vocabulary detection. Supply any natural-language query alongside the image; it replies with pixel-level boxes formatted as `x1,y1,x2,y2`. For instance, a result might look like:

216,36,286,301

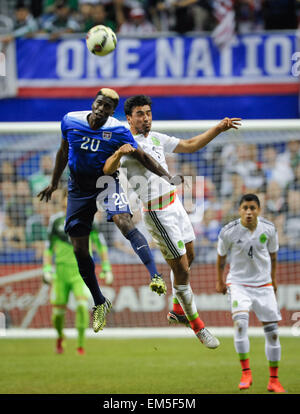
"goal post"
0,120,299,335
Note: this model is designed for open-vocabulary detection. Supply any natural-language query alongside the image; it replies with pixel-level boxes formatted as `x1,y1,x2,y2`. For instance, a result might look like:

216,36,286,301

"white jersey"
120,131,180,203
217,217,279,286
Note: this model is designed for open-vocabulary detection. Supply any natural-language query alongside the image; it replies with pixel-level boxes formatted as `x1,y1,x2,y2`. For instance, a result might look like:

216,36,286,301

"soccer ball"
86,25,117,56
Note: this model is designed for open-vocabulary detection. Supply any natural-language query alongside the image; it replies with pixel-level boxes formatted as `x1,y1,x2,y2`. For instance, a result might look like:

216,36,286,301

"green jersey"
46,212,108,266
46,212,77,266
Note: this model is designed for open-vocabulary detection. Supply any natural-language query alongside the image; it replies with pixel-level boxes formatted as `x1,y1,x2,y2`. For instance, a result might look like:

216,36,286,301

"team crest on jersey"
103,131,112,140
151,136,160,146
259,233,267,243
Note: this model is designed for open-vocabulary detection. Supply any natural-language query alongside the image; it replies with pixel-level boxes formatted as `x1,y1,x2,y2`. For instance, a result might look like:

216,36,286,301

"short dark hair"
239,193,260,208
96,88,119,109
124,95,152,116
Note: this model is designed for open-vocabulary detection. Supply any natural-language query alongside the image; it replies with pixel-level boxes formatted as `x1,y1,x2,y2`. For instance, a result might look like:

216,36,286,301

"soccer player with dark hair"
103,94,241,348
216,193,285,392
38,88,179,333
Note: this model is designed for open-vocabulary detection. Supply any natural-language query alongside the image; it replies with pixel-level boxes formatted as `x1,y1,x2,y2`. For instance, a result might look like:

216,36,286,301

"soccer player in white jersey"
103,94,241,349
216,194,285,392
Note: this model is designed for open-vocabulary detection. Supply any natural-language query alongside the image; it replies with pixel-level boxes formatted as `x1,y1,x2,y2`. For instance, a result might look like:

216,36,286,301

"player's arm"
38,138,69,202
216,254,227,294
173,118,241,153
269,252,278,293
103,144,182,184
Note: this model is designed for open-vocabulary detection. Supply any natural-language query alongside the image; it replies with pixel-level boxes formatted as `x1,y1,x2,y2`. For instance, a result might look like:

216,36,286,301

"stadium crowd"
0,140,300,264
0,0,299,42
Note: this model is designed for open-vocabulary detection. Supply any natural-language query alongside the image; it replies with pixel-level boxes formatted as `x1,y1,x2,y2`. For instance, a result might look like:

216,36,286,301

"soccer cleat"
167,310,189,326
55,337,65,354
267,378,286,393
239,370,253,390
92,298,112,333
196,328,220,349
149,274,167,296
77,347,85,355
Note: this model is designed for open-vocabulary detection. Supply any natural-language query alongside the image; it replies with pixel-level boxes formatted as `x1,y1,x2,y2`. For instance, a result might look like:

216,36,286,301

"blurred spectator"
43,0,78,15
277,140,300,174
90,3,118,32
288,163,300,192
41,0,80,39
0,161,18,183
262,146,294,189
25,189,62,258
283,189,300,247
220,143,265,197
235,0,263,33
74,1,94,32
151,0,205,33
0,2,38,44
6,180,34,228
28,154,53,196
264,180,288,219
194,208,220,263
119,6,156,34
0,181,16,211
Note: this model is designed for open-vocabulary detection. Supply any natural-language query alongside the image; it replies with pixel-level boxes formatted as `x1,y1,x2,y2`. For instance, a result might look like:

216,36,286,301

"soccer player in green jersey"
43,189,113,354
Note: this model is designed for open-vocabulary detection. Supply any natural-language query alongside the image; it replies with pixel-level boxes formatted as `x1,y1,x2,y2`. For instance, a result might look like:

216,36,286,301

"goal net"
0,120,299,332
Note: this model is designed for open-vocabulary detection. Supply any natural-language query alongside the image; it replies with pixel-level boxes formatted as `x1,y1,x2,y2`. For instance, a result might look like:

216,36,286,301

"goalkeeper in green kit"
43,189,113,355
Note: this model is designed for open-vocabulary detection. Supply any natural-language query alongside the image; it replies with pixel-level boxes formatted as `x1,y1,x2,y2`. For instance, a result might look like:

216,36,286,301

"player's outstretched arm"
216,254,227,294
174,117,242,154
103,144,183,184
38,139,69,202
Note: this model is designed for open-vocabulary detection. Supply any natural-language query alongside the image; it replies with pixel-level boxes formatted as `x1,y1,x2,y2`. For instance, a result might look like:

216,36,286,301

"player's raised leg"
167,254,220,349
113,213,166,295
70,233,111,332
263,322,286,393
168,242,195,325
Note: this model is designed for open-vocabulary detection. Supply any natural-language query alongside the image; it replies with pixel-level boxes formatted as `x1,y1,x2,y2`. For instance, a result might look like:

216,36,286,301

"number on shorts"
112,192,129,208
248,246,253,259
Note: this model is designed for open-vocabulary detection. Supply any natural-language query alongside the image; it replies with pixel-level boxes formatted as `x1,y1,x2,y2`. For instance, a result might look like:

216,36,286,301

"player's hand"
216,280,227,294
117,144,136,156
37,184,57,202
99,270,114,285
217,117,242,132
272,280,278,294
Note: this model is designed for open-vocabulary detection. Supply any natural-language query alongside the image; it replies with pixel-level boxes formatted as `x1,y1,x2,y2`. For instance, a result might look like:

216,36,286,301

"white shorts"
227,284,282,322
143,196,195,259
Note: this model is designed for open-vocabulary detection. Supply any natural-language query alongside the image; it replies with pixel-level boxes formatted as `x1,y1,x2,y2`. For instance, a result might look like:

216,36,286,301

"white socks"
264,323,281,362
173,284,198,320
233,313,250,354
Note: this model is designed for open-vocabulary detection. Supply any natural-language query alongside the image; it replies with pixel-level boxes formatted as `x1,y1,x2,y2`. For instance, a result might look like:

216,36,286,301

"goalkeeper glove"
99,261,114,285
43,264,54,285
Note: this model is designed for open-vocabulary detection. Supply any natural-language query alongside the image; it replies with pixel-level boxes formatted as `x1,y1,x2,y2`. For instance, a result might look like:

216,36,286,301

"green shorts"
50,263,91,306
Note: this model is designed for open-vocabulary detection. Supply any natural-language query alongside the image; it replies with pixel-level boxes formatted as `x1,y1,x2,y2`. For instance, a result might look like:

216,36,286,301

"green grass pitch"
0,337,299,394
